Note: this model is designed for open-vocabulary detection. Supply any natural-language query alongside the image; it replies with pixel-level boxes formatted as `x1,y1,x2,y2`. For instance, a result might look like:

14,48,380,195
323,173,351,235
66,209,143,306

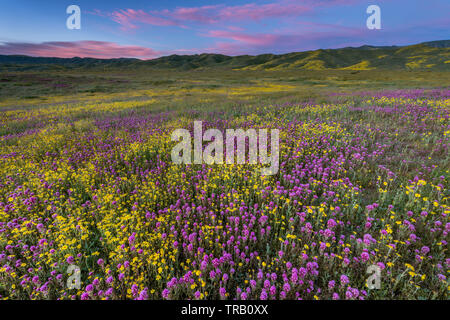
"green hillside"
0,40,449,71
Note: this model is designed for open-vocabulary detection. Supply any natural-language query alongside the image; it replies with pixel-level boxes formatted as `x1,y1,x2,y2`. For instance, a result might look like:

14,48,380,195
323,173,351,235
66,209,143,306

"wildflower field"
0,70,449,300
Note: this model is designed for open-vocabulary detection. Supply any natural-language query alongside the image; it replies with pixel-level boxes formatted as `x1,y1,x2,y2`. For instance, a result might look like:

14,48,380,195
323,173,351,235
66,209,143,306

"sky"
0,0,448,59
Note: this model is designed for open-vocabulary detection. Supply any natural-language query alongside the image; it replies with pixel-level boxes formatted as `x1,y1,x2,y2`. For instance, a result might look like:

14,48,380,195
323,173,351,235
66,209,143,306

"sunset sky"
0,0,449,59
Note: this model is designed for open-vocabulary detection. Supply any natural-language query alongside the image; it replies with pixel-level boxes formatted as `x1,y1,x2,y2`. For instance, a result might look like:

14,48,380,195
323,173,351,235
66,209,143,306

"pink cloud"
167,2,311,23
204,28,368,55
168,5,221,24
214,2,311,21
99,1,317,30
0,41,161,59
207,30,278,46
110,9,178,30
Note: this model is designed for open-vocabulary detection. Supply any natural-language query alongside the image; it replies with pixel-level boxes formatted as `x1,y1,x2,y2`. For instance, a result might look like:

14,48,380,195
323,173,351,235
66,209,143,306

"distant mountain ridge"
0,40,449,71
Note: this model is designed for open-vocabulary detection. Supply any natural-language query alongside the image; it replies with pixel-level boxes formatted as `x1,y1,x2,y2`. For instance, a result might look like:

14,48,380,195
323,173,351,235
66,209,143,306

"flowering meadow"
0,86,448,300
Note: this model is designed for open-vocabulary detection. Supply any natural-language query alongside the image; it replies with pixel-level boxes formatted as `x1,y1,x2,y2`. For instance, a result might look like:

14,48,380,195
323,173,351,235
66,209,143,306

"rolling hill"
0,40,448,72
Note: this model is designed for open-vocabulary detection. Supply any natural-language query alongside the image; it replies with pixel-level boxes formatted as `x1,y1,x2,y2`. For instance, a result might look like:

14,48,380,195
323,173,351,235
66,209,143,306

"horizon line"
0,39,448,61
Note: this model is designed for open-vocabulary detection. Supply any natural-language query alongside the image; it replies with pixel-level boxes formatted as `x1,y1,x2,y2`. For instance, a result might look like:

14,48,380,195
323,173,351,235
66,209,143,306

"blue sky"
0,0,448,58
